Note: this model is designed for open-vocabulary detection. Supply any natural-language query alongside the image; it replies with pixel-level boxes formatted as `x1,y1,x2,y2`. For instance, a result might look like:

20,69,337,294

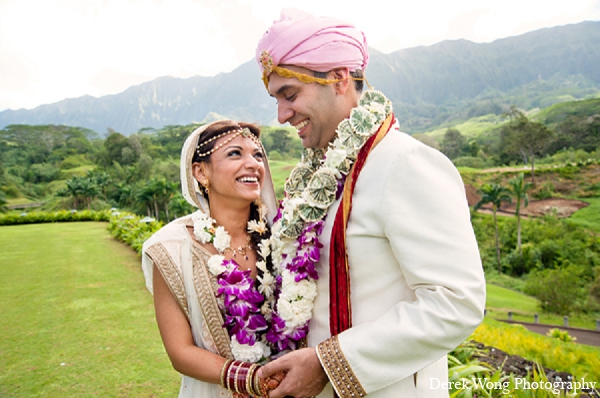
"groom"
256,9,486,397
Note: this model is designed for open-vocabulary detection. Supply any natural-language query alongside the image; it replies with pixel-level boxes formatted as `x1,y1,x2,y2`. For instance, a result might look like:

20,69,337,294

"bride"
141,120,284,397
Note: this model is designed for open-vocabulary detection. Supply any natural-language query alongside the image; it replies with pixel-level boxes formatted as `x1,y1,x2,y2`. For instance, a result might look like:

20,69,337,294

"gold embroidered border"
145,243,190,320
316,335,366,397
191,244,233,359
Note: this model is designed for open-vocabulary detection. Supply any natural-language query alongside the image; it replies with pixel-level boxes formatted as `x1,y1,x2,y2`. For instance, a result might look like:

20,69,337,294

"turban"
255,8,369,89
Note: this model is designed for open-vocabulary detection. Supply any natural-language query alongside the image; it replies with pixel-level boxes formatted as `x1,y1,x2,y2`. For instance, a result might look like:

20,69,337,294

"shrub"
0,209,112,225
453,156,486,169
268,150,283,161
107,211,163,253
524,264,588,314
546,328,576,343
533,181,555,199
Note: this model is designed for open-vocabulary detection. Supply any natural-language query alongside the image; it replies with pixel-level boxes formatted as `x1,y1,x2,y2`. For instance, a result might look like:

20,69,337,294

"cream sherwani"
309,121,486,397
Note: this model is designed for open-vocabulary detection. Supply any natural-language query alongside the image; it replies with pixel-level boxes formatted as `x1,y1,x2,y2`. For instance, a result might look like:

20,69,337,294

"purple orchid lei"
192,211,275,363
265,90,393,356
191,91,393,362
215,259,271,359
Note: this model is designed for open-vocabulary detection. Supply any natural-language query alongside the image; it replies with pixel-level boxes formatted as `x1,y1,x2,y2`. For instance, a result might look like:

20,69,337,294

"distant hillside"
1,21,599,135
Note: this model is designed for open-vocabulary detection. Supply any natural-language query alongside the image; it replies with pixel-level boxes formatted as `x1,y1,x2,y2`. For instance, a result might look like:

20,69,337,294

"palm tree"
65,176,85,209
0,190,7,213
79,178,100,210
161,181,179,221
136,184,159,217
475,183,512,273
168,194,194,219
508,173,532,259
114,182,134,208
89,171,111,200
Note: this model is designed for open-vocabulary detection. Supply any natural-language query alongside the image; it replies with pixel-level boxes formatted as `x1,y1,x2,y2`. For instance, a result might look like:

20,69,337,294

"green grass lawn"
485,283,599,330
6,197,35,206
1,221,598,396
0,222,180,397
424,114,506,141
267,158,298,199
570,197,600,233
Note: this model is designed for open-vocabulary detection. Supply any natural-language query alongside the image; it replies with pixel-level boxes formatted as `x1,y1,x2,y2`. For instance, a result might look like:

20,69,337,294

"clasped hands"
258,347,329,398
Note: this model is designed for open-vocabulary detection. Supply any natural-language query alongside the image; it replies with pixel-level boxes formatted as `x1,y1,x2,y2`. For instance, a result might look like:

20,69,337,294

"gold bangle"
220,359,233,389
226,360,237,391
249,364,261,397
233,362,243,394
254,369,265,397
246,364,254,396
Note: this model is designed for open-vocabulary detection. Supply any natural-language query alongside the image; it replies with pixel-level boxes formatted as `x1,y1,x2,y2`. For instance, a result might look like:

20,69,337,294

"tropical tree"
88,170,111,200
441,128,466,160
114,182,135,208
0,190,7,213
508,173,532,259
475,183,512,273
65,176,85,209
168,194,194,219
136,183,160,218
501,107,554,187
150,178,178,221
79,178,100,210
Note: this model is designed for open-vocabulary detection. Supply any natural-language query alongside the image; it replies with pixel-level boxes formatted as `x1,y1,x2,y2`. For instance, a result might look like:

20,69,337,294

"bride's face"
193,134,265,205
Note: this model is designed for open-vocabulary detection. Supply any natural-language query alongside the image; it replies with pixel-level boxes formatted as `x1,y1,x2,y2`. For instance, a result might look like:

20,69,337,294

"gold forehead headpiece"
195,127,261,158
259,50,369,91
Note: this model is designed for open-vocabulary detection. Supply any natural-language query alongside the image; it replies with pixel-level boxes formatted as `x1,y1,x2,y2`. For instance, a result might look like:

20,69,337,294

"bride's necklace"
221,235,252,260
191,209,275,364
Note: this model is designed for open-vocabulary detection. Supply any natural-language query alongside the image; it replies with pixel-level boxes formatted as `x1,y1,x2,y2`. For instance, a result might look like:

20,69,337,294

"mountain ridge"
1,20,599,135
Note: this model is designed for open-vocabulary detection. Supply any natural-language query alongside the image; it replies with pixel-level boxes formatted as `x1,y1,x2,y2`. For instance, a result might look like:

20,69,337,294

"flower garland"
189,90,393,362
192,208,276,363
267,90,393,350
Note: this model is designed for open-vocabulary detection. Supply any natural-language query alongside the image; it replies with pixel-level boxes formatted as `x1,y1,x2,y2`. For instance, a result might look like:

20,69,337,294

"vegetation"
471,319,600,383
475,183,512,273
499,107,555,187
508,173,533,258
0,123,302,220
1,92,600,395
546,328,577,343
2,217,598,397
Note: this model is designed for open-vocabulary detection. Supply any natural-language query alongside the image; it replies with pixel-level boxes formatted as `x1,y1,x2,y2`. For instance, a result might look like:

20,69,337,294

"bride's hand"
262,370,286,392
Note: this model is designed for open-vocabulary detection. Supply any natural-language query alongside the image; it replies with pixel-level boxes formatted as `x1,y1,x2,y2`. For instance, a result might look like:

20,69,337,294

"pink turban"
255,8,369,85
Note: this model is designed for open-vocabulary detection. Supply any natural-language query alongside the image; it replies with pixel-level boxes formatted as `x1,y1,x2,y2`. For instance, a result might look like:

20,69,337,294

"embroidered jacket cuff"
316,335,366,397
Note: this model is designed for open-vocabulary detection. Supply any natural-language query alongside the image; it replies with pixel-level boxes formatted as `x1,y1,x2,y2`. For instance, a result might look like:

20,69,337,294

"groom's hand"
259,347,328,398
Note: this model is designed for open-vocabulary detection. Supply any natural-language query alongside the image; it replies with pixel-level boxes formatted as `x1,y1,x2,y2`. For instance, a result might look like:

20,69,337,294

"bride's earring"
201,179,210,195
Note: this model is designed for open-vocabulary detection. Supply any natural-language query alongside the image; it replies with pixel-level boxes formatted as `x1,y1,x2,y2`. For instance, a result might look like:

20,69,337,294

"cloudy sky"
1,0,599,111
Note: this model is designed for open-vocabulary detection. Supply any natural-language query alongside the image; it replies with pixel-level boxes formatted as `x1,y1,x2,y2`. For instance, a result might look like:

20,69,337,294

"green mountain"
0,21,599,135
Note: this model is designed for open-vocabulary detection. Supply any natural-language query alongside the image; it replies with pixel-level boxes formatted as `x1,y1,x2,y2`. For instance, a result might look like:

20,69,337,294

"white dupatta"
141,121,277,397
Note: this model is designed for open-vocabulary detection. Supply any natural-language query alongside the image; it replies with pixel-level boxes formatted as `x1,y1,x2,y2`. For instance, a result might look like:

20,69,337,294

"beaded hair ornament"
196,126,262,158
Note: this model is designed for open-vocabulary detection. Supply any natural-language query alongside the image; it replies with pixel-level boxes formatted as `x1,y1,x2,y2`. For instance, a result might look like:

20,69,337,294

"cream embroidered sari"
142,215,234,398
140,121,277,397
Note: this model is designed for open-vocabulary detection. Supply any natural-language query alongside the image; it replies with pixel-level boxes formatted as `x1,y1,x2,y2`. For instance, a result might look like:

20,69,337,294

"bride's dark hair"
191,120,274,279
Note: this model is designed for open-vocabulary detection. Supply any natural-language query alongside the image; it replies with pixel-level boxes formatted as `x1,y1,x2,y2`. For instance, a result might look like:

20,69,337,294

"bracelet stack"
220,359,266,397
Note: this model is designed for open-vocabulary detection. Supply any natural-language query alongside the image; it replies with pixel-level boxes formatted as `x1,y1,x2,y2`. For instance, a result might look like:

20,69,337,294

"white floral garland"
191,208,276,363
188,90,393,361
268,90,393,344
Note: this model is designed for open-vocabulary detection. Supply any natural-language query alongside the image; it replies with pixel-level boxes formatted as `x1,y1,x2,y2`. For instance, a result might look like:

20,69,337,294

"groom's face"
267,65,342,149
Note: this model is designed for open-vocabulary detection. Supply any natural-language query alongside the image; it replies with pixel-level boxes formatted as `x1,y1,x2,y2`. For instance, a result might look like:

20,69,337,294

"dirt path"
499,320,600,347
465,185,589,218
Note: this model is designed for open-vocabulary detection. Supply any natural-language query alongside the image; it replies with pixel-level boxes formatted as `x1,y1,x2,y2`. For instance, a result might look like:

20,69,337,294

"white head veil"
180,121,278,224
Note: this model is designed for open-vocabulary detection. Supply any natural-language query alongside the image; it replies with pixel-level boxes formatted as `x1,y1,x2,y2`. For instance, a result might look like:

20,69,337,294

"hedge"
0,209,163,254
